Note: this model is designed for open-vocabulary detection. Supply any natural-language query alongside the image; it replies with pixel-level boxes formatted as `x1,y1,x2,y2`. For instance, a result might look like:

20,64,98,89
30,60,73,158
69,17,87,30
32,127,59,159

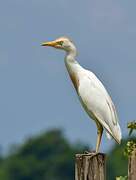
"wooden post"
128,149,136,180
75,153,106,180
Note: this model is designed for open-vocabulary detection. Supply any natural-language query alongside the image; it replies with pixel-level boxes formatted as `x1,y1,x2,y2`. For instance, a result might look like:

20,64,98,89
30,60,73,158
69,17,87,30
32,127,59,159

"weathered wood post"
128,149,136,180
75,153,106,180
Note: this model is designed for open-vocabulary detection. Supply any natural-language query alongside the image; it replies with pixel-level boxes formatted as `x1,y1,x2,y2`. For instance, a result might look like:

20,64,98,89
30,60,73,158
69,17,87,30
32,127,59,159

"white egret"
41,37,122,152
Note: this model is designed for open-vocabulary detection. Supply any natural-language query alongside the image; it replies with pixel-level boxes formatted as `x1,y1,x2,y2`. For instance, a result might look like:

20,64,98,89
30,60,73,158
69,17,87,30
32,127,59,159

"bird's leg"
84,124,103,155
96,124,103,153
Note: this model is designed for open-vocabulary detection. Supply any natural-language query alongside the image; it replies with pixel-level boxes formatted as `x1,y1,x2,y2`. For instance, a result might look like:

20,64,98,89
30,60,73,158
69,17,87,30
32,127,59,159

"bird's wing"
78,69,121,143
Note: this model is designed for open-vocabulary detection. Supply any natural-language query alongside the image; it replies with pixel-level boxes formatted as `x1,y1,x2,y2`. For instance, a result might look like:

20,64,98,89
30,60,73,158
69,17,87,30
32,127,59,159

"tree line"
0,128,131,180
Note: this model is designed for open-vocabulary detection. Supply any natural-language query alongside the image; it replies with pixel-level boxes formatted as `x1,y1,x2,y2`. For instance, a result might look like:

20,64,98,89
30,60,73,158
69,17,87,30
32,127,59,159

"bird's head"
41,37,76,53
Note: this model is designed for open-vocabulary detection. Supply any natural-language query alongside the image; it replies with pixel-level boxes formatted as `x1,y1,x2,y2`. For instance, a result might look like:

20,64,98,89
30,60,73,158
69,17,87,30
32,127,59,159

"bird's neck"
66,46,77,60
65,48,80,73
64,48,83,90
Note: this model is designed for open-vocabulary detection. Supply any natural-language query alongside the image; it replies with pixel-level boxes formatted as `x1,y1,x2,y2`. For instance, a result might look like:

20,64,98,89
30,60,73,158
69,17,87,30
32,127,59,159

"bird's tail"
106,123,122,144
113,123,122,144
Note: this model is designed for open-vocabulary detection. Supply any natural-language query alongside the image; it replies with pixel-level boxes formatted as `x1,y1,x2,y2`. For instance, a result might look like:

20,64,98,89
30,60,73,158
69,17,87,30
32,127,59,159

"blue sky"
1,0,136,153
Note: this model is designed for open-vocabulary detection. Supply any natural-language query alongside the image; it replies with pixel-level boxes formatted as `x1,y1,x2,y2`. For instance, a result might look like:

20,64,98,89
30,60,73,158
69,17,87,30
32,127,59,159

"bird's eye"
58,41,63,46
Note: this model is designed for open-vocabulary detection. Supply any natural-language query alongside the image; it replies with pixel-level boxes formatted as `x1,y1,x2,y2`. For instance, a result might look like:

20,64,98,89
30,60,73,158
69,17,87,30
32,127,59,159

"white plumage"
78,69,121,143
42,36,122,152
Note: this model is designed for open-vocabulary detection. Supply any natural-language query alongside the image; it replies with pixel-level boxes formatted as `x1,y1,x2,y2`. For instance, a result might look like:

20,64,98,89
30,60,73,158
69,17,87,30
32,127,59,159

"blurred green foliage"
124,121,136,157
116,176,128,180
0,128,133,180
127,121,136,136
124,140,136,156
0,129,88,180
107,139,128,180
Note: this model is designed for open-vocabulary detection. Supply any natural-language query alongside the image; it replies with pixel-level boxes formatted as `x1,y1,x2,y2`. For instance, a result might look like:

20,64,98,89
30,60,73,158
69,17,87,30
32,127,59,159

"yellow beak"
41,41,58,47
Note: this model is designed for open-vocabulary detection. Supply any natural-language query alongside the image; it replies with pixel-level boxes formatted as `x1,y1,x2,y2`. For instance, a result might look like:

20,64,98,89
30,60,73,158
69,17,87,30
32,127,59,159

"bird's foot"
84,150,98,156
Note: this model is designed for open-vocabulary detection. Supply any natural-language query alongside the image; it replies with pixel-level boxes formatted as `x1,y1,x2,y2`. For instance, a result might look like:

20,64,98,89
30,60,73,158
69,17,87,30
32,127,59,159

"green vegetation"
0,129,88,180
107,139,128,180
127,121,136,136
116,176,127,180
107,136,136,180
0,127,135,180
124,121,136,157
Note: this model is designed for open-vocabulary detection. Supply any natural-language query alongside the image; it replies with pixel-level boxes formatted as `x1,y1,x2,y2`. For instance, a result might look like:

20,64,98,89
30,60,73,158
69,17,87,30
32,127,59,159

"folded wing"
78,70,121,143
